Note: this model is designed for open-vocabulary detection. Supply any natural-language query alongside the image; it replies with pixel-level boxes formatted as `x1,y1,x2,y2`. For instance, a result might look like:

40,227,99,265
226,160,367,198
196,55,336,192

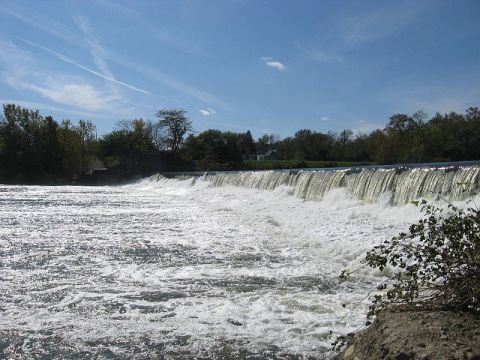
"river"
0,167,478,358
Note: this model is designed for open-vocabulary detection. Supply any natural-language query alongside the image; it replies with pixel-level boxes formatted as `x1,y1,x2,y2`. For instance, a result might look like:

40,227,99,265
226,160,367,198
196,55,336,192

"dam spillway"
158,164,480,205
2,163,479,358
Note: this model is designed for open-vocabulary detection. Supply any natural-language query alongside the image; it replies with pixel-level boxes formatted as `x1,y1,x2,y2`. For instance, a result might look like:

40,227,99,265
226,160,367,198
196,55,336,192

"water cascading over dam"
2,163,479,358
160,165,480,205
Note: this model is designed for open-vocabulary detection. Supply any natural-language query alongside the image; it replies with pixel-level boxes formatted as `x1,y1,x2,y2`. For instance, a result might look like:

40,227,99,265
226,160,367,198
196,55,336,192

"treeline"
0,105,192,183
255,109,480,164
0,104,96,183
183,108,480,168
0,103,479,183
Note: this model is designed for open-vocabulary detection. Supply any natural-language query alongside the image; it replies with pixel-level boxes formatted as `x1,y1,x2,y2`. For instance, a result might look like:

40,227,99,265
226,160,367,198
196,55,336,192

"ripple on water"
0,183,418,358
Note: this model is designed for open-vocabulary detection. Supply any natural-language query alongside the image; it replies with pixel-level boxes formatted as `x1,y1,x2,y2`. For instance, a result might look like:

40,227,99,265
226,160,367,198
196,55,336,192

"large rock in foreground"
337,307,480,360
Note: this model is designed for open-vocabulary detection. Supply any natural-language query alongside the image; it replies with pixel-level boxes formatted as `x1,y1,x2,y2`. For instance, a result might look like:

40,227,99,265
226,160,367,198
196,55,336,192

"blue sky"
1,0,479,138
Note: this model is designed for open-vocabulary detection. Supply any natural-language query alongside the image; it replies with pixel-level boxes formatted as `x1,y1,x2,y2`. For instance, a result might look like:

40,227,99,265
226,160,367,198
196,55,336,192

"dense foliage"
356,199,480,316
181,130,255,170
0,103,479,182
262,108,480,163
0,104,96,182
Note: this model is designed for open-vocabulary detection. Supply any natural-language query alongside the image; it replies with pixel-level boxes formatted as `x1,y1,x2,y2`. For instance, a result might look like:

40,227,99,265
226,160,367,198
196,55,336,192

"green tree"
40,116,63,175
57,119,83,177
182,129,243,170
336,129,353,161
237,130,256,160
156,109,192,153
465,107,480,160
117,118,156,152
0,104,25,174
255,133,278,154
78,120,96,173
349,132,371,162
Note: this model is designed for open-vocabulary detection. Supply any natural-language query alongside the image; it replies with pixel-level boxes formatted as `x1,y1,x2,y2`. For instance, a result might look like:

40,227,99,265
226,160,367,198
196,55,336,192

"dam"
1,162,479,358
157,162,480,205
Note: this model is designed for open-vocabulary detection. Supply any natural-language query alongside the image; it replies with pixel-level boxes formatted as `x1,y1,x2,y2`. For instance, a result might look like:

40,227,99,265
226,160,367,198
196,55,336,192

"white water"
0,175,477,358
204,166,480,204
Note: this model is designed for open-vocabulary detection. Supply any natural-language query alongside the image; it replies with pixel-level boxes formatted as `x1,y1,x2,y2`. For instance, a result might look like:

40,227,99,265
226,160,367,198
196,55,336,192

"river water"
0,176,473,359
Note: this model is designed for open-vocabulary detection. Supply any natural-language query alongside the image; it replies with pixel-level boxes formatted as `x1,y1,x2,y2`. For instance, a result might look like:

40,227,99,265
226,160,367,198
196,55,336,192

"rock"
332,308,480,360
227,318,243,326
466,352,480,360
395,352,411,360
343,345,355,359
380,347,389,358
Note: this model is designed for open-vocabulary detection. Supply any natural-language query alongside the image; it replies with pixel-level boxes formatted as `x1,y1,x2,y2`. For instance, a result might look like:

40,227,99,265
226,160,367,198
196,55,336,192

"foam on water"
204,166,480,204
0,178,477,359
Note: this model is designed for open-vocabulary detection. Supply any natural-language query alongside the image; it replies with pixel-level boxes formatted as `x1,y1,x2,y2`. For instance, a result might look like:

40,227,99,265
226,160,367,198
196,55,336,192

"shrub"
356,199,480,317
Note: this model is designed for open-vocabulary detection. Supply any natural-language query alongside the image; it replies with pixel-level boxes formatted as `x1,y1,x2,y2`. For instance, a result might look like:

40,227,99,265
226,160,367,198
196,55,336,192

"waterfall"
158,165,480,205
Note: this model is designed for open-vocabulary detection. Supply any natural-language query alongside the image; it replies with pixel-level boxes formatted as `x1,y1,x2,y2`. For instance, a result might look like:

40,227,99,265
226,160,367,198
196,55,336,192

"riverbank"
336,307,480,360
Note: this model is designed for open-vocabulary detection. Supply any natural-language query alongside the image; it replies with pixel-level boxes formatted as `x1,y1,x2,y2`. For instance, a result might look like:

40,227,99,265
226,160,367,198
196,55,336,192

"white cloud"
74,14,150,95
0,36,126,113
1,8,149,95
200,108,216,116
267,61,286,71
73,15,114,79
19,38,150,95
13,79,121,111
320,116,329,121
261,57,286,71
3,4,225,109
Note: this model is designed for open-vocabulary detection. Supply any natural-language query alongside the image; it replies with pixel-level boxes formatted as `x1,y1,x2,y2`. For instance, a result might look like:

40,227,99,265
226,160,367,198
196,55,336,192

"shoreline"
335,307,480,360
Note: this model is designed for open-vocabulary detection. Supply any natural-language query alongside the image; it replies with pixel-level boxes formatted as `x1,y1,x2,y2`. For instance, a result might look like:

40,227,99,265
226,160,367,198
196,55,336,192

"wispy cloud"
73,15,115,80
19,38,150,95
386,84,480,116
94,0,208,57
200,108,216,116
320,116,329,121
0,36,32,64
16,80,121,111
0,0,232,110
0,36,128,113
108,52,232,110
0,2,78,43
0,98,112,118
261,57,287,71
295,43,343,63
337,1,428,46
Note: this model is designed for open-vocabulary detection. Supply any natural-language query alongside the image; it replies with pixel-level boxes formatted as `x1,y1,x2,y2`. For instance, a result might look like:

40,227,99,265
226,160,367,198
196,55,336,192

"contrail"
18,38,151,95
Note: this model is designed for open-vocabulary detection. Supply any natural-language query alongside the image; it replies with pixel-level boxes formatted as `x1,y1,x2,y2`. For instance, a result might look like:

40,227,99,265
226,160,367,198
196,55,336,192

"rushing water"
203,165,480,204
0,168,478,359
